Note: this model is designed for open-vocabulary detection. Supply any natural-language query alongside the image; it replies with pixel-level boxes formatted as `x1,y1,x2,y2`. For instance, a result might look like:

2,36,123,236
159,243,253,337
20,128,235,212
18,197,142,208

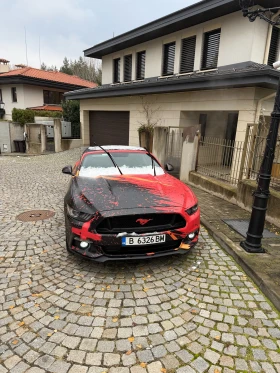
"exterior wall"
9,122,24,152
1,84,25,120
23,85,44,108
101,11,269,84
0,84,66,120
80,87,259,147
0,121,11,152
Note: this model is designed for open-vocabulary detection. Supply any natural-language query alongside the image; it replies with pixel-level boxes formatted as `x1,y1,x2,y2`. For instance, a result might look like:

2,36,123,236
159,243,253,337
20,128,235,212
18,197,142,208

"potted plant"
137,96,161,152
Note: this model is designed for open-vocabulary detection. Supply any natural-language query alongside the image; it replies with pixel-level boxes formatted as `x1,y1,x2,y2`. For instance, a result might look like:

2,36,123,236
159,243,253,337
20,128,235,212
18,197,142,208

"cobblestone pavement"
1,149,280,373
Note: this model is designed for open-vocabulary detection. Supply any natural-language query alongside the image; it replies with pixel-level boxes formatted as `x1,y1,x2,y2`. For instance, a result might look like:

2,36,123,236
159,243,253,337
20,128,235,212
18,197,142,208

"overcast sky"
1,0,200,69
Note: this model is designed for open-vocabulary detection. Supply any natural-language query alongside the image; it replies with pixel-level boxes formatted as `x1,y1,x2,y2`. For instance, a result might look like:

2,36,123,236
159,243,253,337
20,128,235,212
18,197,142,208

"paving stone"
204,348,220,364
103,353,121,366
191,357,210,372
176,350,193,363
147,361,162,373
97,341,115,353
68,365,88,373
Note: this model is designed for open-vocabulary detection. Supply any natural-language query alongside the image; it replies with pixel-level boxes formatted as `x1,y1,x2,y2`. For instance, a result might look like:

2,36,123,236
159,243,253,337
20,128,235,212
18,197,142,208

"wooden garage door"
89,111,129,146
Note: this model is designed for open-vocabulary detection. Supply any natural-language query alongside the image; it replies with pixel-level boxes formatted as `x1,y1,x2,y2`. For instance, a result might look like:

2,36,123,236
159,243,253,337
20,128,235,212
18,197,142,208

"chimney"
0,59,10,73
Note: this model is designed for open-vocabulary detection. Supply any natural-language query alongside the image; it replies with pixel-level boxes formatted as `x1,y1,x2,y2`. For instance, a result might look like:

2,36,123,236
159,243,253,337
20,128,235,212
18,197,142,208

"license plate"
122,234,166,246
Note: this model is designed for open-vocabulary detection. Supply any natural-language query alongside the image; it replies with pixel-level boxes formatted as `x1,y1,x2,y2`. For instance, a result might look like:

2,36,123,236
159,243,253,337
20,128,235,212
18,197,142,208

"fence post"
195,132,201,172
246,124,258,179
238,124,251,182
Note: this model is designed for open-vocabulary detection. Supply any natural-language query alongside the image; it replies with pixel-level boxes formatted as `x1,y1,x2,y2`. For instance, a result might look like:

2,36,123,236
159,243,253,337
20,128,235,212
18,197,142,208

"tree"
62,100,80,138
60,57,73,75
70,56,102,85
40,56,102,86
40,62,57,71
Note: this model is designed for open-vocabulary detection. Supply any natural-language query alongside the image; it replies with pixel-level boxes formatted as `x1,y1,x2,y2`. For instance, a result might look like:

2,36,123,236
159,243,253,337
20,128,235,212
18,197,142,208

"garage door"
89,111,130,146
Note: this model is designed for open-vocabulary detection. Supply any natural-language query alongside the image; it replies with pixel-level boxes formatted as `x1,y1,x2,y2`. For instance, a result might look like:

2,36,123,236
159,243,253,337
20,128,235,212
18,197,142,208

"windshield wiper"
93,142,123,175
146,150,156,176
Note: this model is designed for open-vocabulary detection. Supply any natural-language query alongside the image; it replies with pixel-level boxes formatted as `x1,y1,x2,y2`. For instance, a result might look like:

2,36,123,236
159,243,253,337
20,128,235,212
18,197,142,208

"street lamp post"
239,1,280,253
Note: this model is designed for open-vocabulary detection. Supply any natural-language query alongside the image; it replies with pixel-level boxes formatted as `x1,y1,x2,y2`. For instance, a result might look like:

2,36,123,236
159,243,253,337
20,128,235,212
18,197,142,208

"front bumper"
65,206,200,262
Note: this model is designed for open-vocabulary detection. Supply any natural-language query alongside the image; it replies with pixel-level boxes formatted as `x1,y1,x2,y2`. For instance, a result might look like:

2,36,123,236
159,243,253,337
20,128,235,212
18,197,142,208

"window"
124,55,132,82
162,42,176,76
201,28,221,70
43,90,64,105
136,51,146,80
113,58,121,83
80,151,163,177
180,36,196,73
0,89,2,102
268,26,280,67
11,87,17,102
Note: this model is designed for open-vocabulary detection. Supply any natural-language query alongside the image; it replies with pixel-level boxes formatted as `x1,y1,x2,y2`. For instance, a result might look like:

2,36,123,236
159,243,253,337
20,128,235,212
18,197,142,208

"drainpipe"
254,92,276,125
263,10,280,64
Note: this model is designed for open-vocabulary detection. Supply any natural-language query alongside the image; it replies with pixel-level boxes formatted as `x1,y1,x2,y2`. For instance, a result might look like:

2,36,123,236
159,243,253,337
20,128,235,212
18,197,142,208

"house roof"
28,105,63,112
0,67,96,90
65,62,280,100
84,0,279,59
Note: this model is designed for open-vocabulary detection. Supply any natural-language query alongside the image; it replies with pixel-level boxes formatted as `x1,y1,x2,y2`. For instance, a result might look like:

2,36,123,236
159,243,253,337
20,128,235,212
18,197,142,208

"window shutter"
201,29,221,70
162,42,176,75
113,58,120,83
268,27,280,67
136,51,146,80
180,36,196,73
124,55,132,82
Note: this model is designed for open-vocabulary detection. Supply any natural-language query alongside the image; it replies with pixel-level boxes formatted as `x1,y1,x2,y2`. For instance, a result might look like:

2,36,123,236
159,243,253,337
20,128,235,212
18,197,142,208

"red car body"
63,146,200,261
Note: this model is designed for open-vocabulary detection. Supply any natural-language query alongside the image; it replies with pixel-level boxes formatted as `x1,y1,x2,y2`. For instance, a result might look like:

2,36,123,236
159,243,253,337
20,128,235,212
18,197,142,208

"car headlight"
67,205,93,221
186,204,198,215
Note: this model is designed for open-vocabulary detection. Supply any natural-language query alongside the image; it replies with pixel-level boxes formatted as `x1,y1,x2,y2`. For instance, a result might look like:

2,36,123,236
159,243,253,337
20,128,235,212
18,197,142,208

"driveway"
0,149,280,373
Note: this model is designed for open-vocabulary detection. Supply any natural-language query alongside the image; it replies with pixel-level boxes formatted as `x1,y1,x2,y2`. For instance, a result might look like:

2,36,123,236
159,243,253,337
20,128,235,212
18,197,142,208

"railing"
196,126,280,190
242,124,280,191
196,136,244,185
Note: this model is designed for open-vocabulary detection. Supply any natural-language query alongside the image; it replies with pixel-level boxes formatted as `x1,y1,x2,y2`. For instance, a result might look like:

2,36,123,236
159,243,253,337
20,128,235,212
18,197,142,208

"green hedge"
12,108,62,125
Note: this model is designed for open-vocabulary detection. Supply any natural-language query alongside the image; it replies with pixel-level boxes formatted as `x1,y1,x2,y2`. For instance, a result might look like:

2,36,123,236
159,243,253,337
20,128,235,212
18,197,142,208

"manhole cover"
16,210,55,222
223,219,278,238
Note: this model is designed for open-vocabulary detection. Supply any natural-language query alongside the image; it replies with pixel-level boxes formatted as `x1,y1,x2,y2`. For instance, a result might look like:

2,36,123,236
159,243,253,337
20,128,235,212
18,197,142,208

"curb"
201,216,280,313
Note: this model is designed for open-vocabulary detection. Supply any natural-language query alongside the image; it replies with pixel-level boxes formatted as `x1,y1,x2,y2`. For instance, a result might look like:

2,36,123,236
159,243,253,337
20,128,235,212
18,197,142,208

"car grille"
102,240,182,257
96,213,186,234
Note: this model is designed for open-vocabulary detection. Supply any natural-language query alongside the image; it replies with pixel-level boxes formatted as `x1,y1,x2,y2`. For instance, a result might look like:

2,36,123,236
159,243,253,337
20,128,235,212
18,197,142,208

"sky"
0,0,200,69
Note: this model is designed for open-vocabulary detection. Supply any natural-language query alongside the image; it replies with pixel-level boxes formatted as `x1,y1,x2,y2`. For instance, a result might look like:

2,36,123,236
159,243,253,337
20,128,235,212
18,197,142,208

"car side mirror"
165,163,174,172
62,165,73,175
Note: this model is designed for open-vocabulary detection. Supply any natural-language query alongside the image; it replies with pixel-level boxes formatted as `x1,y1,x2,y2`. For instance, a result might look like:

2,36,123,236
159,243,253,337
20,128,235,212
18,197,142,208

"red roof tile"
28,105,63,111
0,67,96,88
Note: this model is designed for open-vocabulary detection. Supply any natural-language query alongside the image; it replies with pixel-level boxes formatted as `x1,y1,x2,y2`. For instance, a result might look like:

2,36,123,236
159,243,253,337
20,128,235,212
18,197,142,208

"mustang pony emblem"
136,218,153,225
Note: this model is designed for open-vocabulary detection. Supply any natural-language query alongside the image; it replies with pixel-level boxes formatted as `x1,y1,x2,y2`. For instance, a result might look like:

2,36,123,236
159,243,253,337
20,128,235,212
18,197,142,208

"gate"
165,127,184,178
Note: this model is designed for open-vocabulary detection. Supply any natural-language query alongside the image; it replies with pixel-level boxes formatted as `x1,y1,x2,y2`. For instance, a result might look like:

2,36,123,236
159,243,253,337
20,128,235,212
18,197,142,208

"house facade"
65,0,280,151
0,63,96,120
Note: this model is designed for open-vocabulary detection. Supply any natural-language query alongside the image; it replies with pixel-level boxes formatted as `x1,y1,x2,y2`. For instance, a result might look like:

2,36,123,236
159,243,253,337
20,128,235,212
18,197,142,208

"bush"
62,100,80,138
12,108,34,125
12,108,62,125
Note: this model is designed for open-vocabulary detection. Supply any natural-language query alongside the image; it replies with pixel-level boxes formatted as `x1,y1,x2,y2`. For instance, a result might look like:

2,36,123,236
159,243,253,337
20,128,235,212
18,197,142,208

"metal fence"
196,125,280,190
196,136,244,185
242,124,280,190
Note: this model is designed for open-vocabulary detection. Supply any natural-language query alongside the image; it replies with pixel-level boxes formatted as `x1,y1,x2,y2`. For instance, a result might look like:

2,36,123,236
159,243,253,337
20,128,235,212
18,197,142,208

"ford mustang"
62,145,200,261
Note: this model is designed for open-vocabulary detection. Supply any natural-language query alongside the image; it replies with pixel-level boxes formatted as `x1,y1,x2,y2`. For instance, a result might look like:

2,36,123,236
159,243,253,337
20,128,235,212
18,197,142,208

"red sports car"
62,145,200,261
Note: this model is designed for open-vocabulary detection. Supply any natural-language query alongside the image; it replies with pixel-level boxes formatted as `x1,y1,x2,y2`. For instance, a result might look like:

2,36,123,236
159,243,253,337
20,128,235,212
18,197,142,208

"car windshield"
79,151,164,177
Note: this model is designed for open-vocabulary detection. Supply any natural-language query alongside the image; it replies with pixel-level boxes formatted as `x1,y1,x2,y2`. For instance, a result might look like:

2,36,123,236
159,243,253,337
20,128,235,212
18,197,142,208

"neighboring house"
0,62,96,120
65,0,280,150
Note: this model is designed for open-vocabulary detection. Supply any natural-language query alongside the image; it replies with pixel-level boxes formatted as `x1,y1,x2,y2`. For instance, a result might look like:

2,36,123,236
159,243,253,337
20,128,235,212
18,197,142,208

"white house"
65,0,279,152
0,61,96,120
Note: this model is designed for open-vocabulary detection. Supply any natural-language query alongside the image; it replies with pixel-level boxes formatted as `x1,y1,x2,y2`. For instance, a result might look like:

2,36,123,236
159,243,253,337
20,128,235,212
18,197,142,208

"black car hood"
70,174,194,214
